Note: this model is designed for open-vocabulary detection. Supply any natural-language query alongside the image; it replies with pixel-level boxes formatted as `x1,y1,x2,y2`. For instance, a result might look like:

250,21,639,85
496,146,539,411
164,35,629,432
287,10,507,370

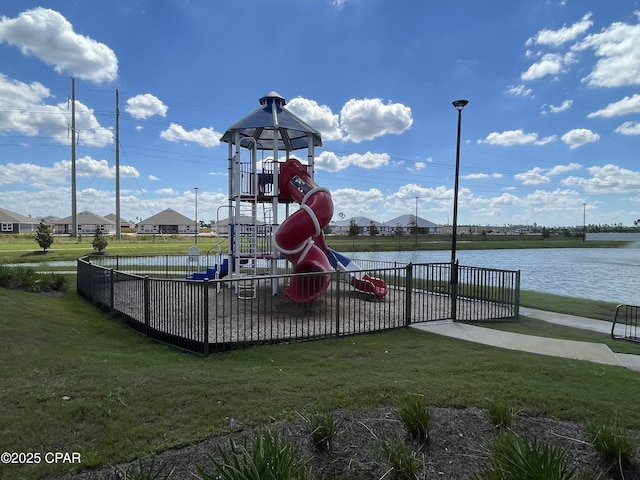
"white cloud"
515,163,582,185
160,123,222,147
315,151,390,172
330,187,385,215
573,14,640,87
125,94,168,120
562,164,640,193
615,121,640,135
546,99,573,113
521,53,572,81
507,84,533,96
525,13,593,47
148,175,159,181
0,7,117,83
561,128,600,148
0,74,112,147
479,129,556,146
156,188,177,195
587,94,640,118
340,98,413,142
287,97,342,141
515,167,550,185
0,155,138,187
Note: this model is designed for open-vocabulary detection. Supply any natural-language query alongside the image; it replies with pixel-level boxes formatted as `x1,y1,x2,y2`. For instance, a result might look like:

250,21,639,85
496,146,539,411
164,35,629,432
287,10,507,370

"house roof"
55,211,114,225
330,216,380,227
140,208,194,225
0,207,37,224
104,213,134,226
381,214,441,228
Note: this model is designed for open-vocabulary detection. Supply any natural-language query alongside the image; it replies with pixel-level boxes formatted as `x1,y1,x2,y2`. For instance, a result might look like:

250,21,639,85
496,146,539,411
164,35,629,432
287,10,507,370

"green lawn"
1,283,640,479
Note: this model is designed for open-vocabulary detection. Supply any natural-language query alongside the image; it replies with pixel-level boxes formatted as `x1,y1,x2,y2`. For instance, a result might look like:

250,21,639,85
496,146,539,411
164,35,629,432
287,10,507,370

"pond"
346,247,640,306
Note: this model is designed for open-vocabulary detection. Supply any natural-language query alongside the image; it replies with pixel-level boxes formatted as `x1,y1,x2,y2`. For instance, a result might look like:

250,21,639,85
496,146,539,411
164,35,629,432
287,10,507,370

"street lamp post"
451,99,468,321
414,196,419,245
583,202,586,243
194,187,199,245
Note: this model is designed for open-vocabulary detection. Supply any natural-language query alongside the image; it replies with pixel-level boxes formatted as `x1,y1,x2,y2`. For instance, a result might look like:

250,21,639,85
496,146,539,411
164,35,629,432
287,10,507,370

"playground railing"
77,256,520,355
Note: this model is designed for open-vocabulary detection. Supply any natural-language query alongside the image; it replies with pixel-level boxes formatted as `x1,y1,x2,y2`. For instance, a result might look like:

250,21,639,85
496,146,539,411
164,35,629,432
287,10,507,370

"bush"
381,436,420,480
196,428,311,480
101,458,174,479
586,417,635,467
474,429,578,480
485,398,519,430
0,264,67,292
300,411,340,451
397,395,432,444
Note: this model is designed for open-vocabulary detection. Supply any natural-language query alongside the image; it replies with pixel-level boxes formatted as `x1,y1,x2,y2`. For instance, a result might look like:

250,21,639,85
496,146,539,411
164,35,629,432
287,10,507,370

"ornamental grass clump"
586,417,635,470
485,398,519,430
397,395,432,444
101,458,175,479
300,411,340,451
473,429,578,480
196,428,311,480
381,436,421,480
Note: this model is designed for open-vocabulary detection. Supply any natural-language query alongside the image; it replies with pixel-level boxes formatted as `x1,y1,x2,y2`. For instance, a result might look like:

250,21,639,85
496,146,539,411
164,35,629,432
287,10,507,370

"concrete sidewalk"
411,308,640,372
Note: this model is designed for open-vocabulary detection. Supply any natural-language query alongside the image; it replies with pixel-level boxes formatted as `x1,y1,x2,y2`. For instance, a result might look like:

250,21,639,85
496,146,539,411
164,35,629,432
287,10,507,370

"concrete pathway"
411,307,640,372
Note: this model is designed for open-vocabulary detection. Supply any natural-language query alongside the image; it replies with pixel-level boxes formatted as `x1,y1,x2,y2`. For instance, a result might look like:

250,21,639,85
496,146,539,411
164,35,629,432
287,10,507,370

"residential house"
380,215,442,235
53,211,115,235
138,208,196,235
0,207,40,234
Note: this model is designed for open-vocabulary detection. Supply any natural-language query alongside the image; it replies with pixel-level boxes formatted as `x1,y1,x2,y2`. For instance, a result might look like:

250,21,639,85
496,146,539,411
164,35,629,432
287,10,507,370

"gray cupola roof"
220,91,322,151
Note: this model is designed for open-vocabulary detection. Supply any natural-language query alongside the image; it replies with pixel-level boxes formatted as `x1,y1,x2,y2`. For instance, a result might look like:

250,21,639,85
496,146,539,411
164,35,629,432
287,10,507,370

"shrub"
397,395,432,444
196,428,311,480
0,264,67,292
485,398,519,430
474,429,578,480
586,417,635,466
101,458,174,479
300,411,340,451
382,436,420,480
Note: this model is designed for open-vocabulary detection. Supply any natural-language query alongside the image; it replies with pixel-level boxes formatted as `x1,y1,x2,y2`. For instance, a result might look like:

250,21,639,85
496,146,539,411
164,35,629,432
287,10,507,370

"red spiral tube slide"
274,158,333,303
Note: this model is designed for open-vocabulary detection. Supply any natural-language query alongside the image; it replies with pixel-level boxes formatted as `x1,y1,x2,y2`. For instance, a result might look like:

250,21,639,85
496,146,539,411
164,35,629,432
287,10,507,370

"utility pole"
70,77,77,239
115,89,121,240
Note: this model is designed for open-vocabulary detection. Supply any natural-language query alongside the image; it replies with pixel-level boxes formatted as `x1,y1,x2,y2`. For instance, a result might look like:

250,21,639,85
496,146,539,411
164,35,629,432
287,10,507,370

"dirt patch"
55,406,640,479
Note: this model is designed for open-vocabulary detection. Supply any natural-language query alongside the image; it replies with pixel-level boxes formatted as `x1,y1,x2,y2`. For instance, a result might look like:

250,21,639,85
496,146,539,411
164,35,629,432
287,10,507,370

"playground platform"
412,307,640,373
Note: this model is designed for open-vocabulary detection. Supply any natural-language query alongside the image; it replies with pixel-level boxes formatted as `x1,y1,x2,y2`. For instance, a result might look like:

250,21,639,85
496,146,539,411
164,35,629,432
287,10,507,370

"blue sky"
1,0,639,228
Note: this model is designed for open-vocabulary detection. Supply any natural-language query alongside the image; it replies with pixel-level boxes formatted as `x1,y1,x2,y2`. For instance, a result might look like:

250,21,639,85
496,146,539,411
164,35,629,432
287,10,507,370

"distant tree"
394,223,404,247
92,227,109,253
409,216,418,237
541,227,550,239
348,219,360,248
369,221,379,245
35,221,54,252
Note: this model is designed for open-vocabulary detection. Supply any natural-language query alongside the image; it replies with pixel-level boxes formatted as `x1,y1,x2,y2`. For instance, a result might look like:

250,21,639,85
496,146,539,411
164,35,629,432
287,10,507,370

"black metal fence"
612,304,640,343
77,255,520,355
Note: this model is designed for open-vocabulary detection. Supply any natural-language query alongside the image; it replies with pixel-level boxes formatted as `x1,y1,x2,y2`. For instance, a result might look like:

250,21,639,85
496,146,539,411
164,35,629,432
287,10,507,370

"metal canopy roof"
220,91,322,151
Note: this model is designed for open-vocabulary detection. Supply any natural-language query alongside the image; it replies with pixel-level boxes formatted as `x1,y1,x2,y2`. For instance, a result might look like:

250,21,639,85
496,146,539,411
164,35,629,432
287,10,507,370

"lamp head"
452,99,469,111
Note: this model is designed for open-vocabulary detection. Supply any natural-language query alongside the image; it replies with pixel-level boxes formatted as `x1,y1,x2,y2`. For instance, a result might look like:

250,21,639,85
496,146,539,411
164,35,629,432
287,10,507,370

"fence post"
203,280,209,356
110,268,115,313
335,271,341,338
144,276,150,338
514,270,521,319
405,263,412,326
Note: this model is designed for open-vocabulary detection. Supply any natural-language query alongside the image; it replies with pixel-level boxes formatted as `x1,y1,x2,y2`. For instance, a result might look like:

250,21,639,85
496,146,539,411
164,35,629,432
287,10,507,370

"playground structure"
190,92,387,303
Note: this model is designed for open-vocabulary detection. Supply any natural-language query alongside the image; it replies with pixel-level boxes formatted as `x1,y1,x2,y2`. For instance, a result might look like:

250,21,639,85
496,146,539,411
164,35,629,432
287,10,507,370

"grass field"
1,234,638,479
1,281,640,479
